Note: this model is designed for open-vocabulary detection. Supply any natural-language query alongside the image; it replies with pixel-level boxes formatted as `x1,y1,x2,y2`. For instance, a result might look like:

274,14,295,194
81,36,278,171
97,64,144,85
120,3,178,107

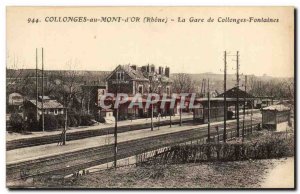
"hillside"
7,69,293,95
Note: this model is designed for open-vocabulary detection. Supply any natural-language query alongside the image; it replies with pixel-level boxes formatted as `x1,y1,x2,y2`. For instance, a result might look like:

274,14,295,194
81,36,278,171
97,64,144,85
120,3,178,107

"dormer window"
138,85,143,94
158,86,162,94
117,71,124,80
166,86,171,95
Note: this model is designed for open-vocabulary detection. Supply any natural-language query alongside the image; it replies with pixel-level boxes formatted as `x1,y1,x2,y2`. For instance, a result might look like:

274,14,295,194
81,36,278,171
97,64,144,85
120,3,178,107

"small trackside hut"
262,104,291,131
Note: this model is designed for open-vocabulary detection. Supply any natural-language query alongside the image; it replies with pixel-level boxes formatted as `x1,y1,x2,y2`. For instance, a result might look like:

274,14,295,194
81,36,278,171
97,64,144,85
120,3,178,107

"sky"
6,7,294,77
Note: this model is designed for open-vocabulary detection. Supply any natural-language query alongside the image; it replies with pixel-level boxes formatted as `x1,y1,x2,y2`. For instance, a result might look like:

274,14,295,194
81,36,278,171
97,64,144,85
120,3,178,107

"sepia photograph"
5,6,295,189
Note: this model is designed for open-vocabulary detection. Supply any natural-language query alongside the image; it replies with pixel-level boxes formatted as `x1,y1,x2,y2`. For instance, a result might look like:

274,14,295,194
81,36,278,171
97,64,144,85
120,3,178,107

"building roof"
9,92,23,97
106,65,148,81
38,96,51,100
101,108,113,112
195,97,239,102
8,93,24,106
29,99,64,109
262,104,290,111
121,65,149,81
216,87,255,99
106,64,172,83
155,73,173,83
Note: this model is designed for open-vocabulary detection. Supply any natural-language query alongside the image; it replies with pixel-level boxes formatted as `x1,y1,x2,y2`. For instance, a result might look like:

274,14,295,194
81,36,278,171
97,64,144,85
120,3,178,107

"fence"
136,123,263,165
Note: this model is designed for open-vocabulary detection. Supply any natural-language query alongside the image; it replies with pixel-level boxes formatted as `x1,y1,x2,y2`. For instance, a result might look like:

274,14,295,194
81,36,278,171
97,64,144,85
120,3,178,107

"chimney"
161,67,164,75
159,67,162,74
141,65,147,72
151,65,155,73
165,67,170,77
131,65,137,70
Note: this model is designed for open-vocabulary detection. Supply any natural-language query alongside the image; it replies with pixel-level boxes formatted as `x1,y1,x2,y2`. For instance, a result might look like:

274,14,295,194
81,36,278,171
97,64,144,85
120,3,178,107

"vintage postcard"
6,6,295,189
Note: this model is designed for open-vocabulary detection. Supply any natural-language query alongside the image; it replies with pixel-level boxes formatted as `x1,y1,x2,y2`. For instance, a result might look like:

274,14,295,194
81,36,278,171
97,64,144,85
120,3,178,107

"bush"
40,114,58,131
118,115,126,121
80,114,94,126
68,114,79,127
139,132,294,165
24,113,39,131
56,115,66,128
227,111,234,120
98,117,105,123
26,120,39,131
74,114,81,126
10,113,24,132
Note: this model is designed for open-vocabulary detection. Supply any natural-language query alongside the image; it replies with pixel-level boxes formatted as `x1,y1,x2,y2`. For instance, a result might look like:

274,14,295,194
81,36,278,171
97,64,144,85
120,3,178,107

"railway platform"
7,113,261,165
7,114,193,142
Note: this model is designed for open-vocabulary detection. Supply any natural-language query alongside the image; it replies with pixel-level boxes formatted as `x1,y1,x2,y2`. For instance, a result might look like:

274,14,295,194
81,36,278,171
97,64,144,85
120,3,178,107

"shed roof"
262,104,290,111
29,100,64,109
196,97,238,102
216,87,255,99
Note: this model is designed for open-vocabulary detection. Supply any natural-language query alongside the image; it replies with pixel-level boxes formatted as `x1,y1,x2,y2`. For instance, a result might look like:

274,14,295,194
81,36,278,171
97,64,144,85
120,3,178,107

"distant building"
6,92,24,121
255,96,274,109
8,92,24,106
24,96,64,121
7,93,24,113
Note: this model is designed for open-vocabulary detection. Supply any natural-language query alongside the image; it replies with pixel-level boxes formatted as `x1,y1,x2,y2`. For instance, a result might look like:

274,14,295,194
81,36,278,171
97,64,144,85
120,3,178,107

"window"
138,85,143,94
54,109,58,115
166,86,170,95
98,89,105,97
158,86,162,94
117,71,124,80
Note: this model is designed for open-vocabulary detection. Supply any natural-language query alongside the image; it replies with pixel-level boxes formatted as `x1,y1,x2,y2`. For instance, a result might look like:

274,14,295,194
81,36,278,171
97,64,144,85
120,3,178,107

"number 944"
27,18,40,23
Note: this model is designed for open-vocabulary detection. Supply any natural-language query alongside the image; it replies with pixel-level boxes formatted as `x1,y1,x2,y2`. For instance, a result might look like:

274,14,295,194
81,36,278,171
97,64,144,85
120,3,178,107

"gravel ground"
33,157,291,189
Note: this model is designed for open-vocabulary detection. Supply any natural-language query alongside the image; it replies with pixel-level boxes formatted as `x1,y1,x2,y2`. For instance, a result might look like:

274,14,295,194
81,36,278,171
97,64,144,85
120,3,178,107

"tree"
57,59,84,145
172,73,195,126
6,54,30,100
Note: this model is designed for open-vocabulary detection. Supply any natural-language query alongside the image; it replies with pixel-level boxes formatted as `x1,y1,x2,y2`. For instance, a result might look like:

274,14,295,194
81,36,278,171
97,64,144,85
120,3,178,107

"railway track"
7,110,261,150
7,118,261,182
7,117,193,150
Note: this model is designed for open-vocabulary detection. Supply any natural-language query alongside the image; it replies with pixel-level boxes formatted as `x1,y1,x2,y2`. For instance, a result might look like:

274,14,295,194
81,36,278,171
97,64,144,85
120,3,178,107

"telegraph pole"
242,75,247,141
169,107,172,128
64,106,67,145
151,87,154,131
223,51,227,142
148,64,154,131
114,75,119,169
41,48,45,132
207,79,211,141
36,48,39,122
236,51,240,137
250,87,253,133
